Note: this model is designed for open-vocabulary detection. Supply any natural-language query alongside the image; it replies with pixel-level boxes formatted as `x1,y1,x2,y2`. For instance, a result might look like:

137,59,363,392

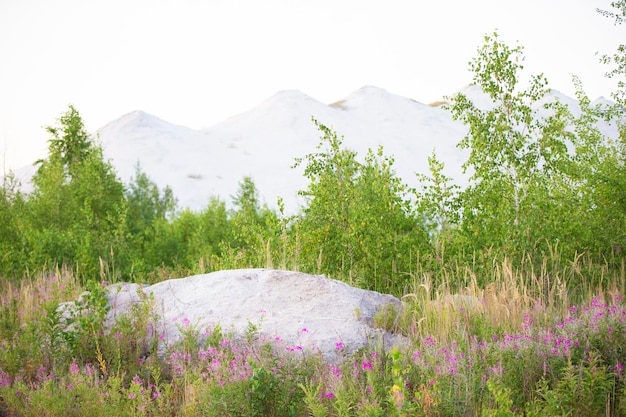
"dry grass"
400,256,623,345
0,266,82,324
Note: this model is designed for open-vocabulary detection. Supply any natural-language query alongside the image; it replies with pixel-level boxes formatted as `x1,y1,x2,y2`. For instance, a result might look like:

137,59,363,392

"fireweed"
0,270,625,416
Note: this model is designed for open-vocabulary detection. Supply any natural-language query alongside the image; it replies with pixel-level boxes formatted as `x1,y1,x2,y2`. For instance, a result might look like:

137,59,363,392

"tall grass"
0,256,625,416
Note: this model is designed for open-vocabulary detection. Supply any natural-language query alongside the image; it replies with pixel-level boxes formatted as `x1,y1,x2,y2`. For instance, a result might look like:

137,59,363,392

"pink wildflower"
69,362,80,375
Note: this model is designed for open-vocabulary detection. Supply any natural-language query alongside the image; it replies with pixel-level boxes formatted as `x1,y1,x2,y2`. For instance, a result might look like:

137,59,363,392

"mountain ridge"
12,86,619,214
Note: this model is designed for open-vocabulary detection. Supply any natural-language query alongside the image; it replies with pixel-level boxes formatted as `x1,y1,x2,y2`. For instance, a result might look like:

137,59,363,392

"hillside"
12,86,619,213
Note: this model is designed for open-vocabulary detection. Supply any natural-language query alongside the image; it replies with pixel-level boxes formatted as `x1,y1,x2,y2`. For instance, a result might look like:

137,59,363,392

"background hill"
12,85,617,213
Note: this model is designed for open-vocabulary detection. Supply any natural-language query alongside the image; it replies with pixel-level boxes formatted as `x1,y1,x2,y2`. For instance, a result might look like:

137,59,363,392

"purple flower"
335,341,344,350
325,392,335,399
69,362,80,375
424,337,437,346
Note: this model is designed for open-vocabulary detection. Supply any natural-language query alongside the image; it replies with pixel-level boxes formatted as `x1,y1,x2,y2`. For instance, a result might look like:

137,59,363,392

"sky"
0,0,622,172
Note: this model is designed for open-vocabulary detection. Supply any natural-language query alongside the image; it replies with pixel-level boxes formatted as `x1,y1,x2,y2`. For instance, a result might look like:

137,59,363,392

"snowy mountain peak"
9,85,619,214
256,89,325,110
100,110,160,132
98,110,195,148
340,85,422,108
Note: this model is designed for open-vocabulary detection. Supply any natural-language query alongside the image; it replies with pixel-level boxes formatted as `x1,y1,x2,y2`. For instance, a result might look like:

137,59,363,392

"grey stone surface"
104,269,404,360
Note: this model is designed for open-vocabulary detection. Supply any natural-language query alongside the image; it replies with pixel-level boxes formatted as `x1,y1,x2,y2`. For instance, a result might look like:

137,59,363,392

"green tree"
123,164,176,276
227,176,278,267
294,119,363,278
294,119,428,293
351,146,427,292
232,176,261,222
598,1,626,126
587,0,626,256
46,105,93,177
567,79,626,256
26,105,126,280
415,150,461,263
0,173,27,278
447,32,573,259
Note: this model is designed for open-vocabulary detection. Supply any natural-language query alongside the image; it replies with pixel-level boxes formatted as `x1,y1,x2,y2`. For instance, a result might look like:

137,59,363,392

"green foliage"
566,80,626,255
482,378,516,417
294,118,429,293
45,104,93,177
294,119,361,275
598,1,626,125
299,381,329,417
441,32,626,278
123,165,177,276
372,303,400,332
25,105,126,281
529,355,614,416
447,32,572,259
0,173,27,278
125,164,176,240
228,176,279,267
415,150,460,237
63,279,112,365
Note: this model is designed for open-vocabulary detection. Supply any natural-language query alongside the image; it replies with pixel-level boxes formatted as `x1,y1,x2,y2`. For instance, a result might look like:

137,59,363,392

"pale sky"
0,0,621,172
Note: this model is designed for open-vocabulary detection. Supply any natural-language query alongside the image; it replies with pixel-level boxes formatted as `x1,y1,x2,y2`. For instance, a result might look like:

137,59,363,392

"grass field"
0,258,625,416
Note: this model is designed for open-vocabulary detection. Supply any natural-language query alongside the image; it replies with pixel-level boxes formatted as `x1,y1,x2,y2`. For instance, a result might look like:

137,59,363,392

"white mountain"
11,86,620,214
95,86,471,213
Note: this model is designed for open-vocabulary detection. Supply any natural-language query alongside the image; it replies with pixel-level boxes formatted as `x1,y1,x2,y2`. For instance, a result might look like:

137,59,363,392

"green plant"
373,303,400,332
293,118,429,294
300,380,329,417
482,378,516,417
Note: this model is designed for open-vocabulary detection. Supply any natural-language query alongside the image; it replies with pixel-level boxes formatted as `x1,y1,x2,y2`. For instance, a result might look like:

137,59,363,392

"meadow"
0,256,624,416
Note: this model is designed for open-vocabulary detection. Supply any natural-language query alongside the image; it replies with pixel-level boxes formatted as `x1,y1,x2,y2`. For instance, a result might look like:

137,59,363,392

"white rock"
104,268,404,361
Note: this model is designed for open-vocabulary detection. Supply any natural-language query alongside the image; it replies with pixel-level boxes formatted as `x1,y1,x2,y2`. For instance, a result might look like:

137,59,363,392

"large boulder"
104,269,404,361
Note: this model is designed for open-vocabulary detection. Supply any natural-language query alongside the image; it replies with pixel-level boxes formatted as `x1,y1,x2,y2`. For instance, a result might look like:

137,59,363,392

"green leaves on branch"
294,118,429,292
24,105,127,281
445,32,621,260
